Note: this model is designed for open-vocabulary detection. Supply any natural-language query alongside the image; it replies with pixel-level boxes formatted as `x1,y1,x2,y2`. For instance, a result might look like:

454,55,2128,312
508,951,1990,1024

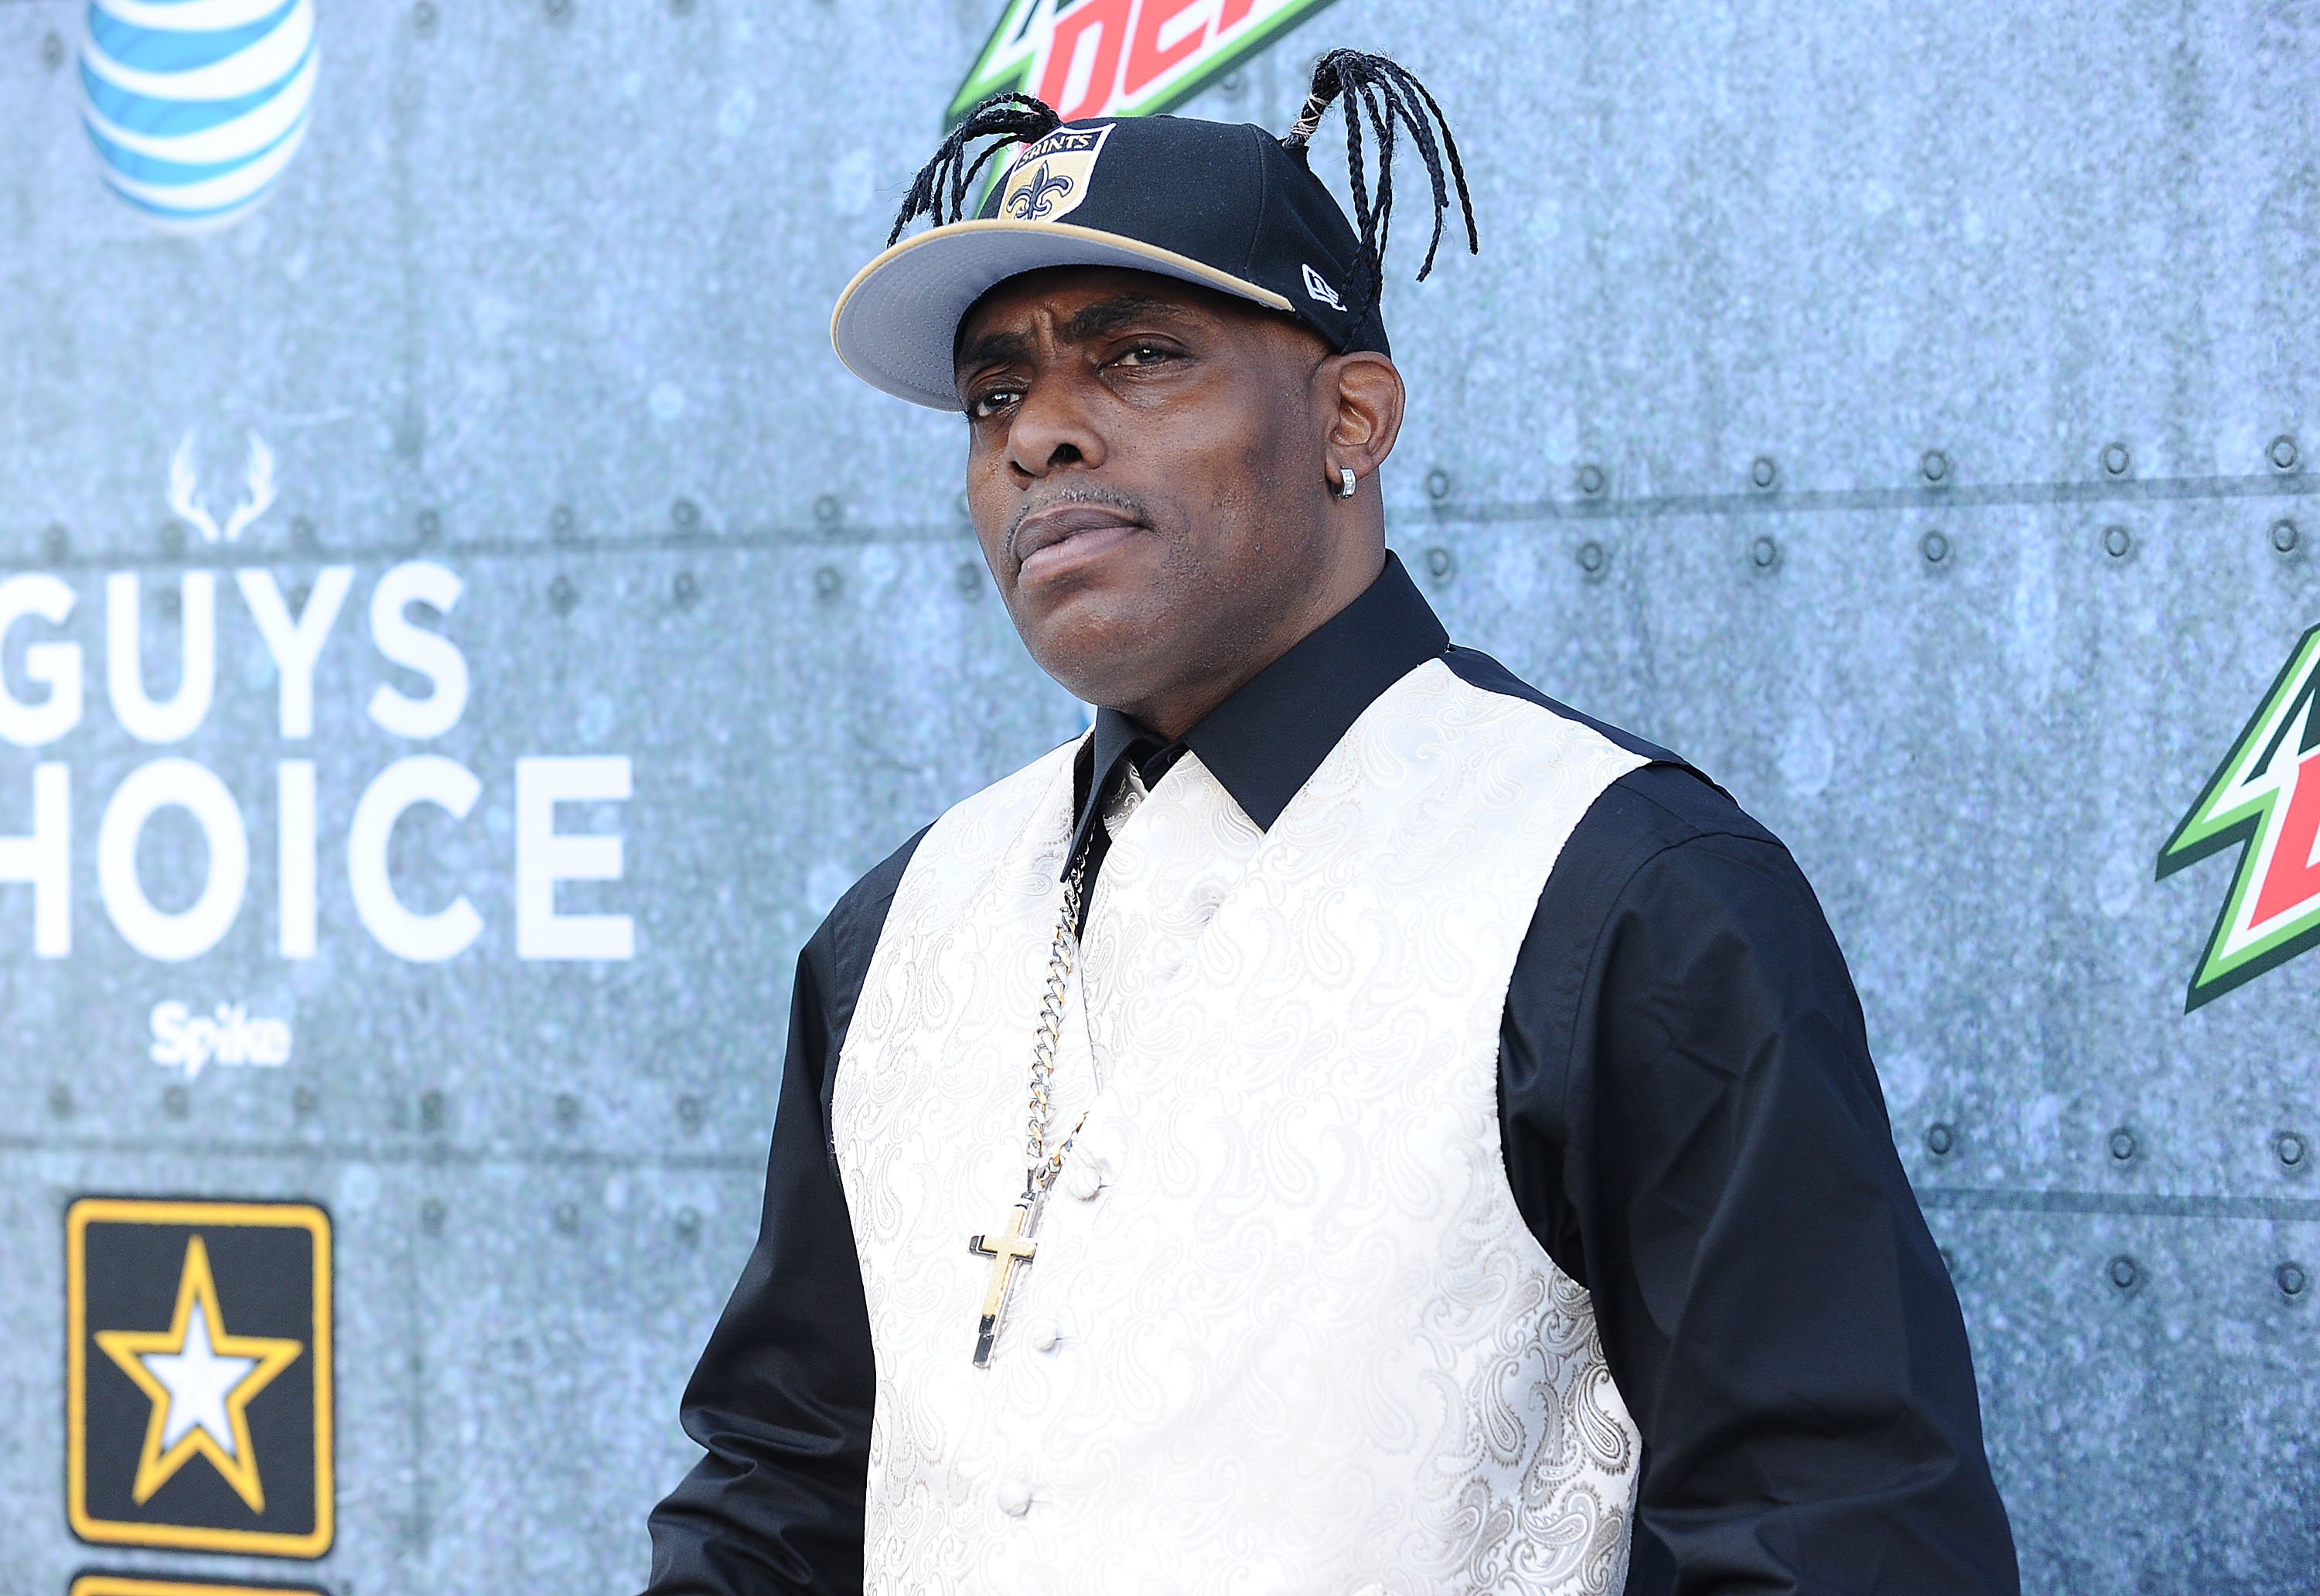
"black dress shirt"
643,554,2019,1595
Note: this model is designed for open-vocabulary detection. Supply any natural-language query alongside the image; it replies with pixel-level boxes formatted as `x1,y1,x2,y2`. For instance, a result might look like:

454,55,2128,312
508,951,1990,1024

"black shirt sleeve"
1499,765,2019,1596
642,830,923,1595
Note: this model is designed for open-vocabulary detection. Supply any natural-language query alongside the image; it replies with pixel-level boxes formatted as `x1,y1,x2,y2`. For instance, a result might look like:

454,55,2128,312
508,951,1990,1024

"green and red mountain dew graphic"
949,0,1341,131
2160,623,2320,1009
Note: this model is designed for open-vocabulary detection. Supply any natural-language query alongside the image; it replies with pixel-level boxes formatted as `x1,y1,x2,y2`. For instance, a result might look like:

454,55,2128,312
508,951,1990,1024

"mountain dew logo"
2158,624,2320,1009
950,0,1339,130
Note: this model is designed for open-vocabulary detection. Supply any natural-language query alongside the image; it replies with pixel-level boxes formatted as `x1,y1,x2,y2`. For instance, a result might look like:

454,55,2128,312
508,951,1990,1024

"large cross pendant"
967,1189,1041,1368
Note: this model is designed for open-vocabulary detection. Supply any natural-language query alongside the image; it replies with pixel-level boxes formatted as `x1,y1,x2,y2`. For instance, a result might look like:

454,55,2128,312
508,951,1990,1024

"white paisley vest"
831,657,1649,1595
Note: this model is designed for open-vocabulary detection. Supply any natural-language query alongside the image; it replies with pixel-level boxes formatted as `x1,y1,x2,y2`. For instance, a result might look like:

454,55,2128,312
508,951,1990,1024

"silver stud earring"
1336,467,1357,500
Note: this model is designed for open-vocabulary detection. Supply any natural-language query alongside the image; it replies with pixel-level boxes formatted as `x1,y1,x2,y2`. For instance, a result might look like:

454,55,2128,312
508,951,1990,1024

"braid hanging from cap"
1283,50,1479,337
887,92,1063,247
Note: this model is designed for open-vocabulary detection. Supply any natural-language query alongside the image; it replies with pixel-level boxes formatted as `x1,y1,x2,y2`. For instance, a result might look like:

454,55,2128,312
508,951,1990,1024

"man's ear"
1318,351,1406,482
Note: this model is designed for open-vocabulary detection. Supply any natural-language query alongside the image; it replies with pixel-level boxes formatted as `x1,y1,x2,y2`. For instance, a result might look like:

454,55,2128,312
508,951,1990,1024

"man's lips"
1012,503,1146,574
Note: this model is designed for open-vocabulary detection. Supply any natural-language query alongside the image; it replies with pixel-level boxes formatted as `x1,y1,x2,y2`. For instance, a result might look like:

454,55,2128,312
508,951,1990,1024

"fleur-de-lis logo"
1004,162,1076,221
166,431,278,544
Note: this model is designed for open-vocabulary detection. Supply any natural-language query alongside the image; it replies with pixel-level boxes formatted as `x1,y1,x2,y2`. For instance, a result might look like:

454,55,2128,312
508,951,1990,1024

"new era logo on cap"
1300,263,1344,310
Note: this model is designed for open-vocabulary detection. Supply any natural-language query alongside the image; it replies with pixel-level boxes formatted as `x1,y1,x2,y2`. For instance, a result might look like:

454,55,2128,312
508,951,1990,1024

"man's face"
953,267,1349,718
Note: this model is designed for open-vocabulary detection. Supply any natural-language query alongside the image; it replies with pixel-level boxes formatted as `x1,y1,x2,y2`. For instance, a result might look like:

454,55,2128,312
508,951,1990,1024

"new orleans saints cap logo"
998,124,1114,224
67,1199,333,1557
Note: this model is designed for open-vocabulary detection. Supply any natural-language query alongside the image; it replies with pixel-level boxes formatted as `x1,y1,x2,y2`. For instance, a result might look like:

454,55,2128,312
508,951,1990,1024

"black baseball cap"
831,113,1387,411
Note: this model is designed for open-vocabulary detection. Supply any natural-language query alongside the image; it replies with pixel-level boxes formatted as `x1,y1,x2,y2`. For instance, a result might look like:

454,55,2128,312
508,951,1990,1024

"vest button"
1028,1317,1063,1352
1065,1158,1108,1201
995,1475,1033,1517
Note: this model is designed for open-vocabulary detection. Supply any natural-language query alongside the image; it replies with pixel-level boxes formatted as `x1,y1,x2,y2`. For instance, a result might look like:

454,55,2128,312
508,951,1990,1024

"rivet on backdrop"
411,1,437,36
292,1085,318,1117
1920,448,1952,486
1576,462,1608,498
670,0,694,12
1925,1122,1956,1157
548,504,575,542
554,1202,578,1233
163,1084,189,1120
159,520,187,558
676,1206,702,1243
42,524,69,562
1577,540,1606,576
421,1198,445,1236
2277,1131,2308,1169
543,0,572,22
2103,525,2132,559
2279,1262,2309,1298
1424,468,1452,501
1424,546,1455,581
548,574,577,615
291,516,318,551
43,31,67,70
554,1092,579,1129
676,1094,704,1134
417,507,442,544
1921,530,1950,564
1750,455,1778,491
2271,519,2300,554
1750,535,1779,570
2107,1255,2141,1292
1220,70,1247,97
673,570,698,609
813,494,844,527
158,586,182,621
49,1083,73,1119
2107,1127,2137,1162
954,560,983,597
419,1089,445,1134
2101,442,2132,478
2268,434,2300,473
671,497,701,535
814,565,844,601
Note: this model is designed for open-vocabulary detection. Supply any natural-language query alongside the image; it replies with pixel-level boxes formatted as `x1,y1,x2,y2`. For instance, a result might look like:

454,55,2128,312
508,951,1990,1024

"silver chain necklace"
966,850,1090,1367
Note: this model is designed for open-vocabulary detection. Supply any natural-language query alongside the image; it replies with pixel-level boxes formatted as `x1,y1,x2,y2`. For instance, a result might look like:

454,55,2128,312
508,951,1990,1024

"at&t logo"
78,0,320,232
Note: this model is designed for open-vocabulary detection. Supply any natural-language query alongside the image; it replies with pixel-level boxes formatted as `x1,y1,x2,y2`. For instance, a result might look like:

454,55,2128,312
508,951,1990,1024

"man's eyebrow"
954,328,1032,376
954,292,1205,380
1059,292,1196,343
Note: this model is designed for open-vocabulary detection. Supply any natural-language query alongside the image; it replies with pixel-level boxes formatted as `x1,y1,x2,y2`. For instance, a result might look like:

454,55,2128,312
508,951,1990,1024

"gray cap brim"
830,219,1292,411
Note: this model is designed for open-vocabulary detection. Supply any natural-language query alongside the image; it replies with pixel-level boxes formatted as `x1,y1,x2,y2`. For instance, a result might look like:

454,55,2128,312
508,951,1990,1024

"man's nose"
1006,373,1107,481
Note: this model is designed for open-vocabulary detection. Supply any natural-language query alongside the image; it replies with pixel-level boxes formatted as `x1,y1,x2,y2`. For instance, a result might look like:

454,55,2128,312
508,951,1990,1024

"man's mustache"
1004,486,1153,564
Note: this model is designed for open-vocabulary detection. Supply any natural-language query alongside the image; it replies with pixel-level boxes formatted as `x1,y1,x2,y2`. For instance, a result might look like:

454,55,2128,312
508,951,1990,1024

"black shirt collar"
1067,551,1449,870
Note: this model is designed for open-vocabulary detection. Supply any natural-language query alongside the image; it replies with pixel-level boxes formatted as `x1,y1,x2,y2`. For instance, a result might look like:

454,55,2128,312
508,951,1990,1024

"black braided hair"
887,92,1063,247
1282,50,1479,337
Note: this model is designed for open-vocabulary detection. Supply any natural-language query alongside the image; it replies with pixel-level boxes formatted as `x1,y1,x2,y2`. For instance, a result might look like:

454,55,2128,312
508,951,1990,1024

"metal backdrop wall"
3,0,2315,1591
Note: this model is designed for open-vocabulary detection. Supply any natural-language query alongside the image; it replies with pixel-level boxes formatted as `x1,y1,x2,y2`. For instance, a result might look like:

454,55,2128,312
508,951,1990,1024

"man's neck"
1113,544,1388,741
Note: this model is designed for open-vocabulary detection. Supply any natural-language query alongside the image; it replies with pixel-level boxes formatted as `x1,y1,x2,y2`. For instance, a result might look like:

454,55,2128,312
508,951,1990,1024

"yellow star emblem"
94,1234,303,1513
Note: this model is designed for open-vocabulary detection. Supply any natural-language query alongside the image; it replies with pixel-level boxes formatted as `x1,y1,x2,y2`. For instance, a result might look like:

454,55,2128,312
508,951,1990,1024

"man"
646,51,2018,1596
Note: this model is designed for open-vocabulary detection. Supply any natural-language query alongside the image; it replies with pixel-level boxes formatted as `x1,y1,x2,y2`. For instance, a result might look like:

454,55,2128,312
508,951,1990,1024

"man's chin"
1015,598,1186,711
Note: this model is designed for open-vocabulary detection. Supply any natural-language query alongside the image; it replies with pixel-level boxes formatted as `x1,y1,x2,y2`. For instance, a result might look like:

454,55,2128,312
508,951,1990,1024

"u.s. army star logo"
998,124,1114,224
67,1199,334,1557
